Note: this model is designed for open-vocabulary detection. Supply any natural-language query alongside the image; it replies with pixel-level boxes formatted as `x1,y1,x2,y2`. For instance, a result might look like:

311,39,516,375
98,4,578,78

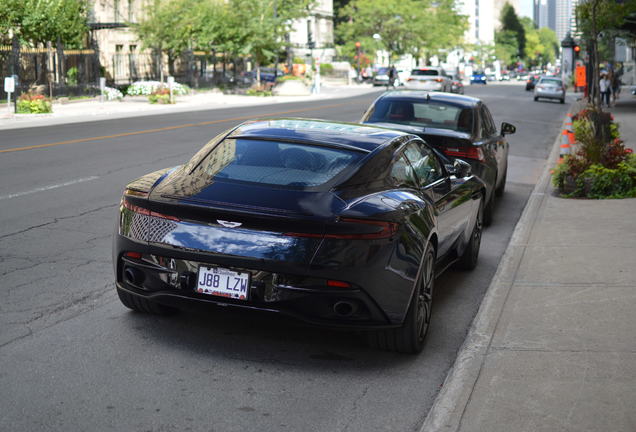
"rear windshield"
539,78,562,85
189,139,363,188
365,99,473,133
411,69,440,76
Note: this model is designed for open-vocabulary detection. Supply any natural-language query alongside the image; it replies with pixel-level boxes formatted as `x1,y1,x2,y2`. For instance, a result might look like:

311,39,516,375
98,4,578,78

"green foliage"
276,75,302,82
520,17,559,66
0,0,88,45
319,63,334,75
16,92,52,113
292,57,305,65
500,3,525,58
66,66,78,85
246,87,273,96
148,86,173,104
552,107,636,198
335,0,467,63
495,30,519,66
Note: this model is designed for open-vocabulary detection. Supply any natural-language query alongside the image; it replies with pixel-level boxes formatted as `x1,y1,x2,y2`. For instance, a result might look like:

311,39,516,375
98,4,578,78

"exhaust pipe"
124,267,144,286
333,300,358,318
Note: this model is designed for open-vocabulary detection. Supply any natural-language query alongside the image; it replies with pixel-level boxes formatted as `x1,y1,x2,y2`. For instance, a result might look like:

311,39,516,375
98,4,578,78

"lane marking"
0,176,99,201
0,101,357,154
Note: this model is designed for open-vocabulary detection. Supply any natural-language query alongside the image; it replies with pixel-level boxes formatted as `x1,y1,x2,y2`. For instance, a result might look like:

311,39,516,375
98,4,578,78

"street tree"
0,0,88,45
494,30,519,67
133,0,202,77
499,2,525,58
336,0,466,65
576,0,636,108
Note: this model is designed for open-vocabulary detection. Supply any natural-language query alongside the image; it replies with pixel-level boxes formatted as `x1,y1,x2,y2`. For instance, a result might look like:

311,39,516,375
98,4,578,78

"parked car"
372,67,405,87
361,90,516,225
470,71,487,85
114,119,486,353
450,74,464,94
525,74,540,91
404,67,452,92
533,76,566,103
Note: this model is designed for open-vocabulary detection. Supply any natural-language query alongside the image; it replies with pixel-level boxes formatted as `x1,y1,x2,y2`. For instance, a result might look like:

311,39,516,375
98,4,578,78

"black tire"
483,191,494,226
495,166,507,197
367,242,435,354
534,96,538,101
560,98,565,104
457,199,483,270
117,288,177,315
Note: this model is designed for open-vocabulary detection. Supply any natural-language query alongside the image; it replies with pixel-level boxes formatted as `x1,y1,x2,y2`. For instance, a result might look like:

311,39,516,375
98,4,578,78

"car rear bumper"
534,89,565,99
114,234,403,329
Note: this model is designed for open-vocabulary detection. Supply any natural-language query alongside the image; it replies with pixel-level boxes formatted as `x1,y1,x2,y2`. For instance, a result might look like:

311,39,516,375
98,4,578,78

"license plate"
196,266,250,300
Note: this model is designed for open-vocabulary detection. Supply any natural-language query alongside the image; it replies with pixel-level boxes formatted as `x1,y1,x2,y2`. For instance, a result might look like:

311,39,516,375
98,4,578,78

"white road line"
0,176,99,201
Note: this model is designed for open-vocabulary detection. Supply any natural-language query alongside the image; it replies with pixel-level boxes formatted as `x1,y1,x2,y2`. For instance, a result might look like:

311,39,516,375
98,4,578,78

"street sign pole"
167,76,174,104
4,76,15,114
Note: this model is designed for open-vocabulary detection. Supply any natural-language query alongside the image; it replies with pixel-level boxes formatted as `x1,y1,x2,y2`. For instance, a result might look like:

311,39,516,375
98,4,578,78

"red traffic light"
574,45,580,52
355,42,361,48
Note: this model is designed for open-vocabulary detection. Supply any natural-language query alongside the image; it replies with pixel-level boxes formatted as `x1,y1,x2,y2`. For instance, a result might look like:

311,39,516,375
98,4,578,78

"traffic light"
573,45,581,59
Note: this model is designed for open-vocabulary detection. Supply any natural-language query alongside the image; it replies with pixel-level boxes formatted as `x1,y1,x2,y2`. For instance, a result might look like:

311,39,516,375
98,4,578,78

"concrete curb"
419,105,576,432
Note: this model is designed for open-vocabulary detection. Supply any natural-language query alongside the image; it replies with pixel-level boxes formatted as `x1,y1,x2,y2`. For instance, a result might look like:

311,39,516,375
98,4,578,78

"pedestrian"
388,65,397,89
599,73,611,107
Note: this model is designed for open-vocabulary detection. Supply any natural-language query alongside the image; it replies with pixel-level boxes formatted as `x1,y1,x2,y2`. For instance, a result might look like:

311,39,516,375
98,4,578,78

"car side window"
480,105,496,138
390,154,418,188
403,142,443,186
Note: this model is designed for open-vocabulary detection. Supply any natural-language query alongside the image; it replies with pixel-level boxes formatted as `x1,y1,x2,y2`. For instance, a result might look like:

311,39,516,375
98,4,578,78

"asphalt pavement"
0,83,570,431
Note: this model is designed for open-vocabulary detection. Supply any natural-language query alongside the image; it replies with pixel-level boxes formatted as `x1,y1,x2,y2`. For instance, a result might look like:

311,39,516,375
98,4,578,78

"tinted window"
365,99,474,133
404,142,443,185
190,139,363,188
411,69,440,76
480,106,497,137
390,154,418,188
539,78,562,86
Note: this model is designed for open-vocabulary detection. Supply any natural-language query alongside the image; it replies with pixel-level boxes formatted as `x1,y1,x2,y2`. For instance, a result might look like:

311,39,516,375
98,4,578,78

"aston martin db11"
113,119,485,353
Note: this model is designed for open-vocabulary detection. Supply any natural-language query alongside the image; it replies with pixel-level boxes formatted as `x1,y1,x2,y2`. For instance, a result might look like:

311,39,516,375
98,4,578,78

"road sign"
4,76,15,93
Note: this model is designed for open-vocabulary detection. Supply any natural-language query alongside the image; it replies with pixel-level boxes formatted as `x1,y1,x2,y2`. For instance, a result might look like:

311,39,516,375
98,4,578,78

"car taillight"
285,218,398,240
124,188,148,198
407,78,414,82
435,78,444,82
442,146,485,162
327,280,351,288
121,198,181,221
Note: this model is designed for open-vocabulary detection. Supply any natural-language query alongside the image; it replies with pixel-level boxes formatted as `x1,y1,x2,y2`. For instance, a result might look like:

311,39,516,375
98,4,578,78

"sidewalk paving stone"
422,95,636,432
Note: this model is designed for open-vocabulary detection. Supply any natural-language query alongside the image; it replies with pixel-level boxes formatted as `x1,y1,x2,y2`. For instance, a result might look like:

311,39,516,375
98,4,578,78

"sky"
518,0,533,18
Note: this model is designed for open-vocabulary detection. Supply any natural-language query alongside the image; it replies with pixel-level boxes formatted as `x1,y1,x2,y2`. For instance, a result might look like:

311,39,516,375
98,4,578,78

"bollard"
560,129,571,159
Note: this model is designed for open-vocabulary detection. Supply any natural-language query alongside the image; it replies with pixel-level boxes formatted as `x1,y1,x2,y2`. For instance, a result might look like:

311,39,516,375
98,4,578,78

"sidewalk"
0,84,378,131
422,96,636,431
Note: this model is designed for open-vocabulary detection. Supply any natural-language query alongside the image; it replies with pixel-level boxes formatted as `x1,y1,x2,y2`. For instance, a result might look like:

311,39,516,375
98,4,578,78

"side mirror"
501,122,516,136
448,159,471,178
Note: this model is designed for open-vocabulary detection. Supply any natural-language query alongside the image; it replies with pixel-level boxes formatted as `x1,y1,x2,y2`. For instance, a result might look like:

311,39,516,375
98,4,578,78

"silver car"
404,67,452,92
534,76,566,103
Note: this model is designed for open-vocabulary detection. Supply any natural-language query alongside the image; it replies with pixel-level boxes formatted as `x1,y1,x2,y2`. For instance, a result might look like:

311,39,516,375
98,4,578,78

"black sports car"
113,119,485,353
361,91,516,224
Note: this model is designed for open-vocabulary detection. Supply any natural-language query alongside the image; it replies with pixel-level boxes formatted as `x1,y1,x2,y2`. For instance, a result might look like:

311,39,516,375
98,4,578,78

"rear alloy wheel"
367,242,435,354
457,199,483,270
117,288,177,315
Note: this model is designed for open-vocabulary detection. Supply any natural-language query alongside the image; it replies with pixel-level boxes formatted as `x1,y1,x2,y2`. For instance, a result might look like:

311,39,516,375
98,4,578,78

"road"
0,84,568,432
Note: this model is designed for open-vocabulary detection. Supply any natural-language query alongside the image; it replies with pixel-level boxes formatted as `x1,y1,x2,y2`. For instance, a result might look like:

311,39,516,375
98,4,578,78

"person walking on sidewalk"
599,73,611,107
